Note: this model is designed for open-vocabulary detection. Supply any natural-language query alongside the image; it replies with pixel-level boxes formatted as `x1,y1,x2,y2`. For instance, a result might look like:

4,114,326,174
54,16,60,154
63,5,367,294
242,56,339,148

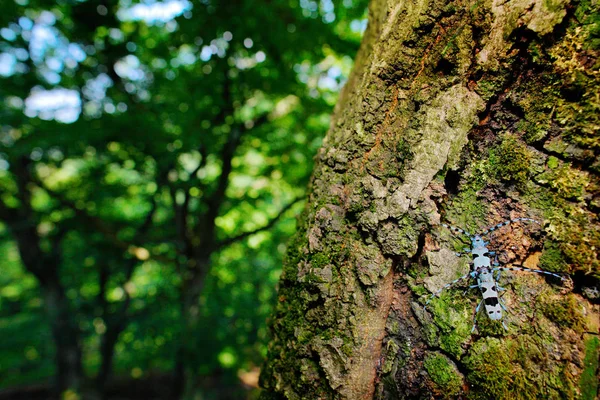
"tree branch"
34,177,174,264
200,114,271,243
214,196,303,251
137,193,158,239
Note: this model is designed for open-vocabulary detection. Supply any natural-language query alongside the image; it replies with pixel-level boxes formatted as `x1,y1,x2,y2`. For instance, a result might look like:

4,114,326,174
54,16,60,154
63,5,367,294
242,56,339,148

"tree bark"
260,0,599,399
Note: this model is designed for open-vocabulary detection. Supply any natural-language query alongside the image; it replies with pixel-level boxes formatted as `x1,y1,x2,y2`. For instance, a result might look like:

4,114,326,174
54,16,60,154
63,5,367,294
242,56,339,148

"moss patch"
539,241,569,273
526,187,600,278
426,291,473,358
580,335,600,400
464,336,578,399
540,294,586,334
488,134,534,189
424,352,463,397
535,161,592,201
444,191,488,232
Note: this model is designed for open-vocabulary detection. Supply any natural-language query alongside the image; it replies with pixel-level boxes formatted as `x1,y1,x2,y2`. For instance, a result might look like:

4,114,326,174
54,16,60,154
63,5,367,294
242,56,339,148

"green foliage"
0,235,54,387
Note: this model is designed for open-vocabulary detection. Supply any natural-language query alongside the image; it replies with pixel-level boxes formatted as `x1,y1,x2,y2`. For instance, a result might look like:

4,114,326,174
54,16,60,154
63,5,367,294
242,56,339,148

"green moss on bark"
464,336,578,400
541,294,586,333
488,134,534,189
425,291,472,358
424,352,463,397
539,241,569,273
580,336,600,400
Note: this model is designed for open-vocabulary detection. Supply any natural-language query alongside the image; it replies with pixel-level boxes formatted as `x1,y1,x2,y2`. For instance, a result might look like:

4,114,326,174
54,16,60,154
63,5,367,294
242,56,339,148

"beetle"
424,218,564,332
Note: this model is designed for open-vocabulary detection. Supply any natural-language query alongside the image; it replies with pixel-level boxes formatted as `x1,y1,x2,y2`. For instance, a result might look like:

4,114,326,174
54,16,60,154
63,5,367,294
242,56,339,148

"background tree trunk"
43,278,83,398
260,0,599,398
5,158,84,398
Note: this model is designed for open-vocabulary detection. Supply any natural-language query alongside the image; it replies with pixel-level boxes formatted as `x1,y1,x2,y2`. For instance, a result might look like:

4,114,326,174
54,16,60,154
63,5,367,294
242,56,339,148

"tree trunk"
173,256,212,399
95,257,138,399
9,211,83,398
260,0,599,399
96,322,123,399
42,276,83,398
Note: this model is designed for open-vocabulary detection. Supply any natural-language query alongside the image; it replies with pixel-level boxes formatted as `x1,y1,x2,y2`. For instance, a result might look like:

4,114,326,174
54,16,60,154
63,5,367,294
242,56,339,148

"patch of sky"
1,10,86,84
293,62,310,84
200,45,213,62
328,65,341,79
171,44,197,67
29,24,56,62
117,0,192,25
1,27,17,41
165,20,179,33
114,54,147,81
82,73,114,118
198,35,230,62
294,56,348,93
320,0,335,23
83,73,113,102
24,87,81,124
18,16,34,31
109,28,125,43
300,0,319,18
0,53,17,77
318,75,337,91
68,43,86,61
232,52,258,70
350,19,367,33
210,37,228,58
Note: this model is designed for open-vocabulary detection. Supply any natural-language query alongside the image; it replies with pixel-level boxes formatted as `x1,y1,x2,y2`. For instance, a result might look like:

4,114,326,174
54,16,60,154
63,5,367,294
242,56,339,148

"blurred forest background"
0,0,369,399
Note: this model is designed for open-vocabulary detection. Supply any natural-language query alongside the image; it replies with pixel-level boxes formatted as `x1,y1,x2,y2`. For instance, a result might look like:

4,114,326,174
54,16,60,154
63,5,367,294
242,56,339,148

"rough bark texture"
260,0,599,399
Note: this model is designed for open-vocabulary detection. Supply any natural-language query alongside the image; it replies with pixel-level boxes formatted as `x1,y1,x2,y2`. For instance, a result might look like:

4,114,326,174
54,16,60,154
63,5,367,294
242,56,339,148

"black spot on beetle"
485,297,499,306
